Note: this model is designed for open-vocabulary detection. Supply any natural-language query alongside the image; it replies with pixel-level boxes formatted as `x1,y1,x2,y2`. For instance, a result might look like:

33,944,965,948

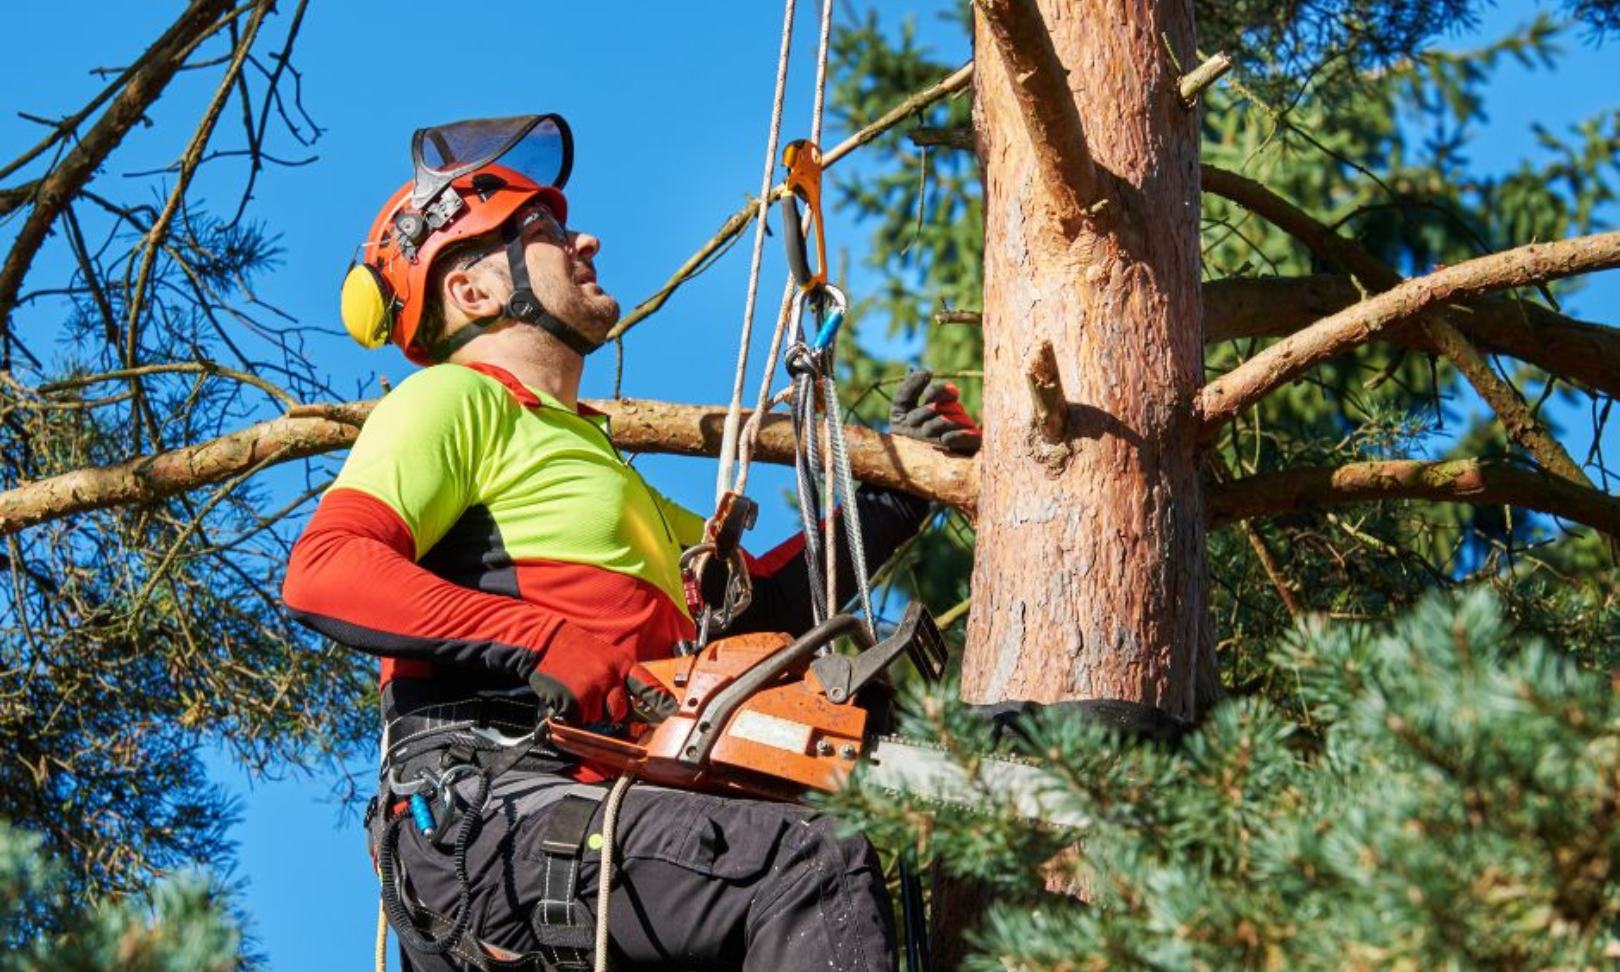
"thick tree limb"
1203,275,1620,398
0,399,979,537
1199,230,1620,434
8,397,1613,540
0,0,238,341
1202,163,1590,483
1206,459,1620,537
605,63,974,340
973,0,1095,220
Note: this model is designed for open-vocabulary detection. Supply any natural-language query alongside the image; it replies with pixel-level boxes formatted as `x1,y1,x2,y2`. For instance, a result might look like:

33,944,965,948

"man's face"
511,203,619,341
449,200,618,345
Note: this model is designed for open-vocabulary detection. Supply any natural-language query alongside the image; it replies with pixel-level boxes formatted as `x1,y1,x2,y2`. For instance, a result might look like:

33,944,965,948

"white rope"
810,0,835,144
715,0,798,506
593,773,637,972
374,897,388,972
732,0,838,497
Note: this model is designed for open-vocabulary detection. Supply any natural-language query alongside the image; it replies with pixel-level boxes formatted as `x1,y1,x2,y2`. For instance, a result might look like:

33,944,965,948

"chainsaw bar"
857,736,1090,830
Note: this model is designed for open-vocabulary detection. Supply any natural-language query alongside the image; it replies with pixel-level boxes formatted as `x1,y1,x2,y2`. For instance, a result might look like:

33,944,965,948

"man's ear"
442,266,507,322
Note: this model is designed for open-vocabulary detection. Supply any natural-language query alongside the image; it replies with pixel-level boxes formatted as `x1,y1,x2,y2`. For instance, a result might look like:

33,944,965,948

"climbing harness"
368,695,634,972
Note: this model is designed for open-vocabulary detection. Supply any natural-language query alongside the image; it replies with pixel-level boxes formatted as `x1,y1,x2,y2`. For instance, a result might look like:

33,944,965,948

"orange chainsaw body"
546,632,867,802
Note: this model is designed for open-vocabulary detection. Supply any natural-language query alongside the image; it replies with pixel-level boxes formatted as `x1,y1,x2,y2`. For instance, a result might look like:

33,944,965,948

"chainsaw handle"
674,613,872,768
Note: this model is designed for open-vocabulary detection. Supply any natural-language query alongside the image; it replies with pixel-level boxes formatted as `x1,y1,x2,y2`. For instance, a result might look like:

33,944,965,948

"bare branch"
37,360,297,408
1198,230,1620,434
1202,163,1591,482
0,0,239,352
1206,459,1620,538
605,63,975,341
0,398,979,537
973,0,1095,221
1203,275,1620,399
124,1,271,366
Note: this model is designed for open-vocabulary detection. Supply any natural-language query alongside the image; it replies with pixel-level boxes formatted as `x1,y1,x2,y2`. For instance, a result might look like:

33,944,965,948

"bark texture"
965,0,1211,717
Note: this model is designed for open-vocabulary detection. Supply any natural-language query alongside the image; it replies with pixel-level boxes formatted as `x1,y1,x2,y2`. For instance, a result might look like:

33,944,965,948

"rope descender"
779,139,828,292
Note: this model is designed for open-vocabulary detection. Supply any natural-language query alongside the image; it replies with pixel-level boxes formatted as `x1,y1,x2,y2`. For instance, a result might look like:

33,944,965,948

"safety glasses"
410,114,573,208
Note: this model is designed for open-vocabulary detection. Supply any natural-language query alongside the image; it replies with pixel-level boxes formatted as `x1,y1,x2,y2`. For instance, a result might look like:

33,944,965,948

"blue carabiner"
807,285,849,351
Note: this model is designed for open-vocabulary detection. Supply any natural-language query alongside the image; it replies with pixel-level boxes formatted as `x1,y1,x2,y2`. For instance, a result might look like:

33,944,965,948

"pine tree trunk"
964,0,1215,717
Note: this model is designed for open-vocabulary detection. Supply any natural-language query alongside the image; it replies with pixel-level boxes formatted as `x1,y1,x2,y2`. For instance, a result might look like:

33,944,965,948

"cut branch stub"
1026,339,1068,447
1178,52,1232,106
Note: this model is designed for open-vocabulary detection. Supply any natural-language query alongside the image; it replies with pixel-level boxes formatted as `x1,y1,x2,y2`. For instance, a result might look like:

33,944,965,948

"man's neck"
450,324,584,410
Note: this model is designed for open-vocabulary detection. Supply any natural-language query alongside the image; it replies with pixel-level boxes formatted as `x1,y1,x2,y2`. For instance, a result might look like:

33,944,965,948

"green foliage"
831,590,1620,969
0,819,241,971
0,7,371,910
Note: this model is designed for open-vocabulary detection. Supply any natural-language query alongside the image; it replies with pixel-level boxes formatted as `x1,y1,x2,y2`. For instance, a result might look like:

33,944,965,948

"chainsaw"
546,603,1093,828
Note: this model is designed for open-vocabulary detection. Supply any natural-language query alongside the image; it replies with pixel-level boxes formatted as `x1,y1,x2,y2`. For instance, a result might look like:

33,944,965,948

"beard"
533,276,619,344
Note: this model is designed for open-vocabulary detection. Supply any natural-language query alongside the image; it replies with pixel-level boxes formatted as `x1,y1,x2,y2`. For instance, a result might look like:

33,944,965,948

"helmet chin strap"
499,219,601,358
424,219,603,363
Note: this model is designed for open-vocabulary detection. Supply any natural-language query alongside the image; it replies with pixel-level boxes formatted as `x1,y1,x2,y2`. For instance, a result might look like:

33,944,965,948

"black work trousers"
392,771,896,972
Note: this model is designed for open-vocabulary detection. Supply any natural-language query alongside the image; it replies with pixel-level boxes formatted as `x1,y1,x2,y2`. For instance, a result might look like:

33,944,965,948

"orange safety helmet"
340,115,579,363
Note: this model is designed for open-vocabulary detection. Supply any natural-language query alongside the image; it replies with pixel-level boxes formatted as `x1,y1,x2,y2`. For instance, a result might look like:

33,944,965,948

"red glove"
528,624,676,725
890,369,982,455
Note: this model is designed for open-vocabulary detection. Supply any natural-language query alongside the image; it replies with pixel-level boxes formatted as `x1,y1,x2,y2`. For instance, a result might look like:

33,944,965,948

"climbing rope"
719,0,839,503
715,0,798,507
593,772,637,972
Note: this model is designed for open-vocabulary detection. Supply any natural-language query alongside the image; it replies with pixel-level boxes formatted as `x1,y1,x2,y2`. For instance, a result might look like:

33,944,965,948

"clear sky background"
0,2,1614,968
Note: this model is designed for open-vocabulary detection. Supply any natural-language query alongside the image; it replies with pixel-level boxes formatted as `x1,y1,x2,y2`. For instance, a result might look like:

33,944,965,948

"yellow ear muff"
341,262,393,349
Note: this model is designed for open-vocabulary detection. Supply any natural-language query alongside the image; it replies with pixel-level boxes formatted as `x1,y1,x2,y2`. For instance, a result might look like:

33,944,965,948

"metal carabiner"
779,139,828,292
786,282,848,353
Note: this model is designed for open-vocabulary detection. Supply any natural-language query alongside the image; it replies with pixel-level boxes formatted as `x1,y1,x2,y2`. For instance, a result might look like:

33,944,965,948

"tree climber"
280,115,980,972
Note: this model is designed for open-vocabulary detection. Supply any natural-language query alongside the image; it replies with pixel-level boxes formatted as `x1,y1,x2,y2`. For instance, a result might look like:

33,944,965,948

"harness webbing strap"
531,790,606,970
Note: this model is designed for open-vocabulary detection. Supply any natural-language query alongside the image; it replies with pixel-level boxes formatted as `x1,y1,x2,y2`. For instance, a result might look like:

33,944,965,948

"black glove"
626,665,678,724
890,369,982,456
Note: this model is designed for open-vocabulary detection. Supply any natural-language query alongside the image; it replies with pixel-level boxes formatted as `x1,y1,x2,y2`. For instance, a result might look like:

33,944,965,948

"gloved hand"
890,369,982,456
528,623,678,725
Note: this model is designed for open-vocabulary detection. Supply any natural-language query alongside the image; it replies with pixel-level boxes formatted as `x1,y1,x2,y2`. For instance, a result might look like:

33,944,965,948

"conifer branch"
0,0,241,346
0,399,980,536
1206,459,1620,537
1202,164,1593,484
1198,230,1620,435
1204,275,1620,398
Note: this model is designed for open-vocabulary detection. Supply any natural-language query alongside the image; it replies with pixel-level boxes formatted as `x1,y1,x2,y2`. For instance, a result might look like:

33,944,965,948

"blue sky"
0,2,1614,968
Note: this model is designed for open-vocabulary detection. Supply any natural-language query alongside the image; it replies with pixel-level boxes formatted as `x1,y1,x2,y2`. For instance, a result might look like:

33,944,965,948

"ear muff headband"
341,262,394,349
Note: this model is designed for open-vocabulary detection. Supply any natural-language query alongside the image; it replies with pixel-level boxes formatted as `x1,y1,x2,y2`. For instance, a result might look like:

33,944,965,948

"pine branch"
1203,276,1620,398
0,0,240,347
1203,164,1591,484
1206,459,1620,537
1198,230,1620,435
0,399,980,536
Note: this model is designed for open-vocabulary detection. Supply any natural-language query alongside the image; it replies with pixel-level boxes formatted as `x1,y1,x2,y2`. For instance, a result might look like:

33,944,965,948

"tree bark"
965,0,1212,718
